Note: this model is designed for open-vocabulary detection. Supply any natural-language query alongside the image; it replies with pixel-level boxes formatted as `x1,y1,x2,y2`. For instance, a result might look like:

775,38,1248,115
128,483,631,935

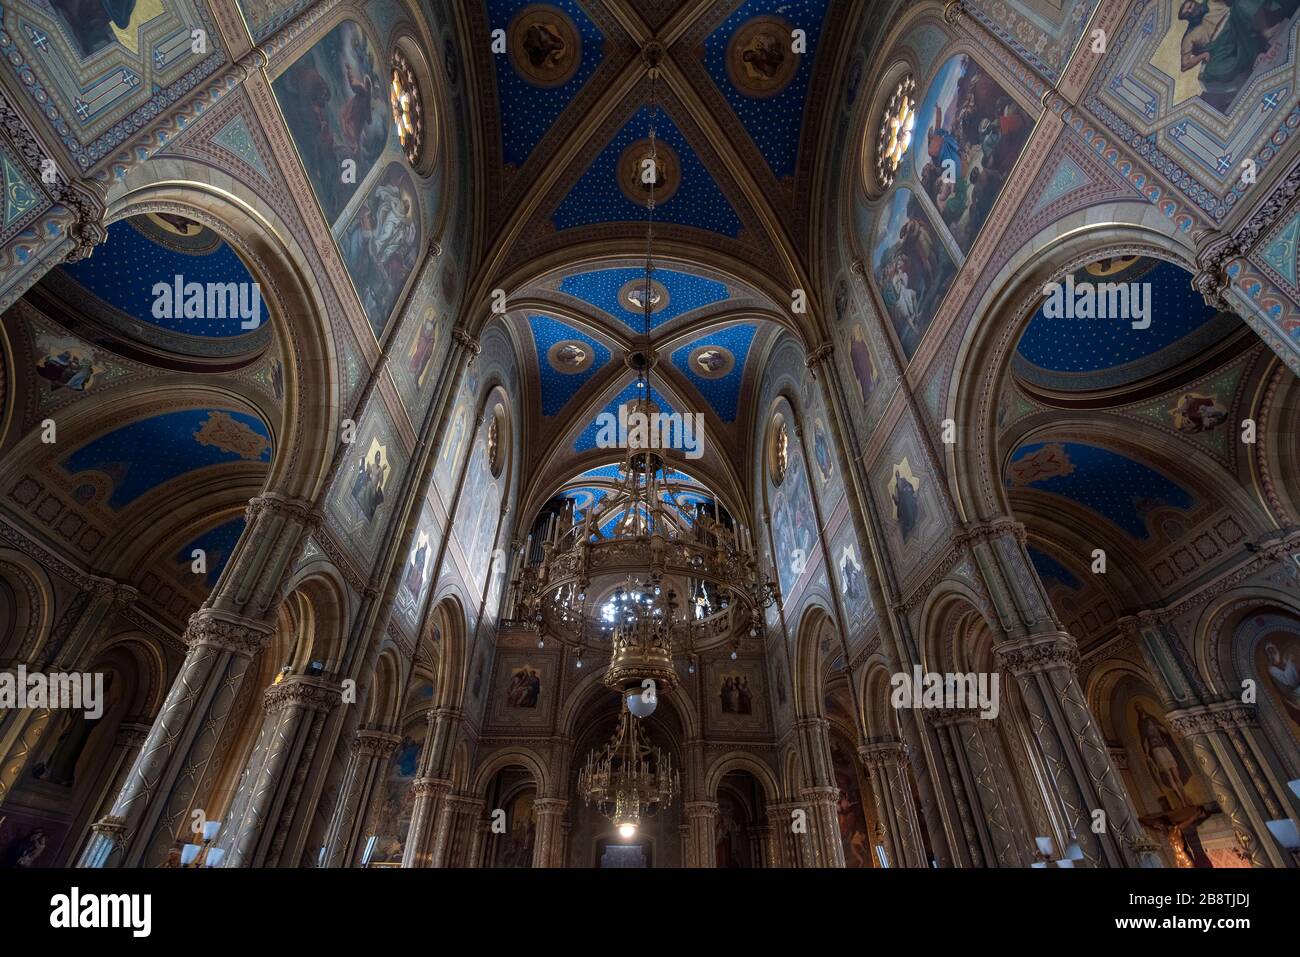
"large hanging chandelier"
577,698,678,837
507,51,779,835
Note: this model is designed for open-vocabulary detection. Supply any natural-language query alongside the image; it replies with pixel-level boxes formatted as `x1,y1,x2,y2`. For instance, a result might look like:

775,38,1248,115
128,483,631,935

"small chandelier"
578,698,678,837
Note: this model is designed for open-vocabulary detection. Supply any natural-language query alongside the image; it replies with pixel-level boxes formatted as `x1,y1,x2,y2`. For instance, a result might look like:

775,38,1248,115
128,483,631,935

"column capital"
959,516,1026,546
263,675,343,715
798,785,839,804
88,816,129,848
993,631,1078,675
245,492,323,530
353,728,402,757
412,776,454,797
183,609,275,657
857,740,909,768
1167,700,1259,737
925,707,985,728
533,798,569,815
684,800,719,819
115,722,152,749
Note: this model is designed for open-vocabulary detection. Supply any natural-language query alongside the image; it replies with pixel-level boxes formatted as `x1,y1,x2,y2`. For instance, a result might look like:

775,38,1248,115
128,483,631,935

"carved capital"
925,706,984,728
184,610,275,657
245,492,322,530
532,798,569,815
943,0,966,26
684,801,719,819
960,516,1026,546
453,328,481,359
412,776,454,797
1168,700,1259,738
263,676,343,715
115,721,152,749
89,816,129,848
353,729,402,757
858,740,908,769
994,631,1078,675
804,343,834,376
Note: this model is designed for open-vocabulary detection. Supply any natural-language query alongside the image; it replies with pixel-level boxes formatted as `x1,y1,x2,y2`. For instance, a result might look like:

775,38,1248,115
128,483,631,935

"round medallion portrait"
726,16,800,98
548,339,594,374
688,345,735,379
508,5,582,88
617,138,681,206
617,276,670,315
132,213,222,255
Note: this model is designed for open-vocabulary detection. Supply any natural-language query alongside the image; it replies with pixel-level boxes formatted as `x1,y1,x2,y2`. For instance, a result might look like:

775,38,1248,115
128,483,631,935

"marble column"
322,728,400,868
78,494,320,868
859,740,927,867
403,776,453,868
966,519,1154,867
685,800,718,868
800,785,845,868
1168,701,1297,868
218,676,342,867
532,798,568,868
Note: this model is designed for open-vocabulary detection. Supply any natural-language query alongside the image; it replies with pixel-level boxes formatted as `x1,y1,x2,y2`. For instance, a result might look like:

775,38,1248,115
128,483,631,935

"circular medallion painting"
134,213,222,255
726,16,800,98
689,345,734,379
508,5,582,88
548,339,594,374
617,276,670,316
617,138,681,206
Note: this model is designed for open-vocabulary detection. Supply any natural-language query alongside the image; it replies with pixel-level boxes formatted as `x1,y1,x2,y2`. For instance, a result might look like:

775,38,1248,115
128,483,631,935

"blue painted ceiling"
178,517,247,588
489,0,606,167
58,217,261,339
574,380,677,451
1007,441,1194,540
530,313,611,415
1027,544,1081,592
702,0,829,180
1015,258,1236,389
552,106,743,236
669,322,757,422
63,409,273,510
558,266,731,331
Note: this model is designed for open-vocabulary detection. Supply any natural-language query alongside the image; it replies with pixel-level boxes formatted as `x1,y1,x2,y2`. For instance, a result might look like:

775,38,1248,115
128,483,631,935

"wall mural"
366,710,428,865
326,408,406,562
492,788,537,868
867,54,1030,361
62,409,273,511
339,162,422,339
706,659,766,731
273,20,390,225
435,366,480,500
871,422,944,578
831,735,874,868
1244,612,1300,746
767,421,817,598
394,500,438,629
451,410,503,592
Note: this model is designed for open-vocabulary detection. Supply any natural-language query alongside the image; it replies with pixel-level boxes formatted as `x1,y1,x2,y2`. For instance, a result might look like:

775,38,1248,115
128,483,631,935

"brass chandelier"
507,52,778,834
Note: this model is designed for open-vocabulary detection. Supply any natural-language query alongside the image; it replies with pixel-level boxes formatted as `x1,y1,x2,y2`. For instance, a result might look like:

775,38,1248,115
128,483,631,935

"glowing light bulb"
618,824,636,838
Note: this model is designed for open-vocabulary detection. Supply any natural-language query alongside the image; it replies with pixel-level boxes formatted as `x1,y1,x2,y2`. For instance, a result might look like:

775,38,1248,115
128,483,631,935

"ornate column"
78,494,319,868
750,824,776,868
926,709,1027,867
532,798,568,868
1168,701,1296,868
441,793,485,867
1119,613,1296,868
963,518,1152,867
800,786,844,868
322,728,400,868
859,740,926,867
684,801,719,868
217,676,342,867
401,705,463,867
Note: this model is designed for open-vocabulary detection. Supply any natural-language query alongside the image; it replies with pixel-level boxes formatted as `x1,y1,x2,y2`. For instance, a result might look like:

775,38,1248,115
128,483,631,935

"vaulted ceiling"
462,0,849,502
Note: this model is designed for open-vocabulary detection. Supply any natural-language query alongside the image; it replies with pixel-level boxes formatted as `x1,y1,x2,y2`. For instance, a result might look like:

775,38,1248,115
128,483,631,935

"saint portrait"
726,16,800,97
350,438,391,523
718,673,754,715
406,309,441,389
340,163,421,338
849,322,877,404
505,665,541,708
1170,392,1229,433
507,6,581,87
1166,0,1300,112
887,457,923,542
402,531,430,602
47,0,162,60
1129,698,1199,813
1255,627,1300,732
35,338,103,393
871,188,957,359
272,20,389,223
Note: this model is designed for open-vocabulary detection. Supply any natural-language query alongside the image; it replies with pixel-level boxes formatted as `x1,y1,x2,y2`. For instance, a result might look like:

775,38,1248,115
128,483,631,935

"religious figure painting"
406,308,442,390
768,441,817,596
719,673,754,715
273,20,390,224
848,321,877,404
1160,0,1300,113
887,457,924,543
35,335,104,393
494,790,537,867
871,188,957,360
340,163,421,339
831,738,872,868
505,666,541,708
1170,391,1229,432
367,719,425,865
1254,624,1300,734
1123,695,1206,814
47,0,163,60
402,531,430,603
914,54,1031,253
350,438,391,523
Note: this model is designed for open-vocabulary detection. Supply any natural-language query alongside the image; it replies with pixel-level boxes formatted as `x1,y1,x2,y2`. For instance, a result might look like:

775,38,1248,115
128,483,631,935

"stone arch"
704,751,781,804
365,647,405,731
945,218,1201,524
429,594,470,710
860,658,901,741
0,548,56,664
469,746,550,797
281,568,352,677
793,603,836,718
103,171,340,504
